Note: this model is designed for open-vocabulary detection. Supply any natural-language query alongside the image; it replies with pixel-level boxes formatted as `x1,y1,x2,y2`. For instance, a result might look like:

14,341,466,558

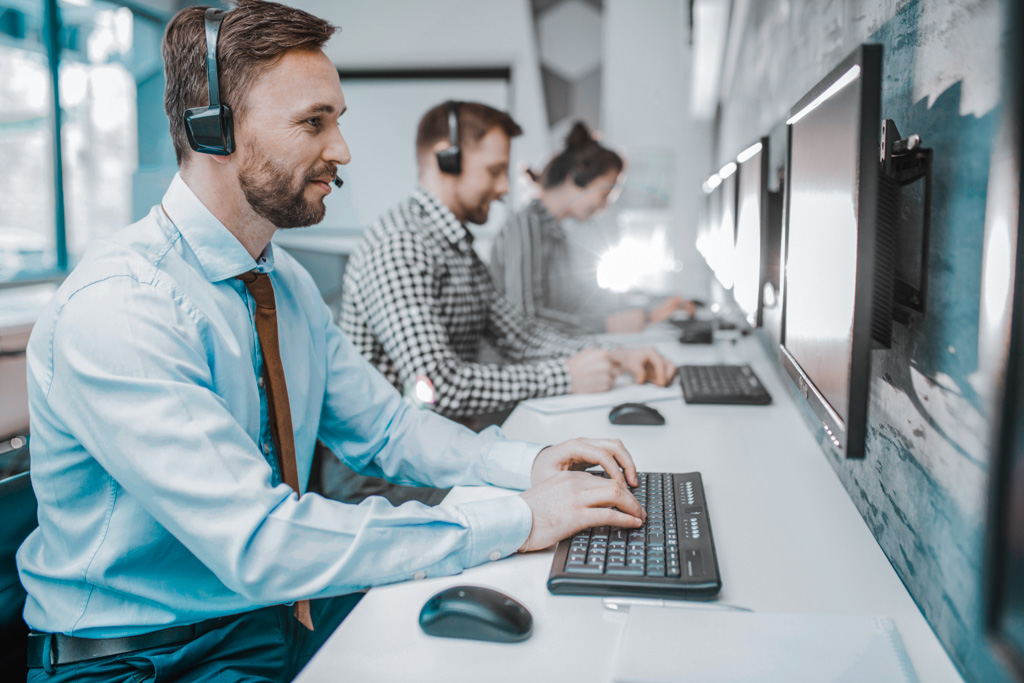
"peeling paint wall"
716,1,1014,681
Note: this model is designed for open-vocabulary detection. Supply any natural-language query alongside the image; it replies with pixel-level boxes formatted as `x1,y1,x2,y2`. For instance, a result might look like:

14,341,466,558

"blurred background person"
490,122,694,336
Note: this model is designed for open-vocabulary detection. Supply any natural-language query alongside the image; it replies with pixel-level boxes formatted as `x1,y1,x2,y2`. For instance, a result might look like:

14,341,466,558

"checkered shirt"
340,188,594,419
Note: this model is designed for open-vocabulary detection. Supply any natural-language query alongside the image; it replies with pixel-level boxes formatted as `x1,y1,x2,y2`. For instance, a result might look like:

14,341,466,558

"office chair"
0,472,38,677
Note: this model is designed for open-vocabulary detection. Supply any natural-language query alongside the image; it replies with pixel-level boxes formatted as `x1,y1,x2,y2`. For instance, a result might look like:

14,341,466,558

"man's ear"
432,139,453,157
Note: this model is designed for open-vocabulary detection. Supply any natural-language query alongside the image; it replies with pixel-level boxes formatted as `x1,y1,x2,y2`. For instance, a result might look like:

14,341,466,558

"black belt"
27,613,242,670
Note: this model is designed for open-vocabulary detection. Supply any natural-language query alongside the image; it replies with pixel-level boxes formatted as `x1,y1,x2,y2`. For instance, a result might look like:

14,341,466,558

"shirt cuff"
456,494,533,567
484,438,543,490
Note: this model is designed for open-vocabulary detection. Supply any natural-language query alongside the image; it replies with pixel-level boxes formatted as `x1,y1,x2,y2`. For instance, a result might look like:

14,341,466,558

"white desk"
296,334,963,682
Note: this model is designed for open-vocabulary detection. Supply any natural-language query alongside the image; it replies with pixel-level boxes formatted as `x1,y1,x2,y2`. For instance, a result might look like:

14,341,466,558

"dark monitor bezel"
778,44,884,460
733,136,771,328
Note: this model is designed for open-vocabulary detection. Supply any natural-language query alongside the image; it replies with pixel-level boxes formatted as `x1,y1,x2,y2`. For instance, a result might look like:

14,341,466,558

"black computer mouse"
608,402,666,426
419,585,533,643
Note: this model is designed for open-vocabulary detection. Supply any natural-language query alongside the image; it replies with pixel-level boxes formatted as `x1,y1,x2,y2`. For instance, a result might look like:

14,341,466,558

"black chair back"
0,472,37,676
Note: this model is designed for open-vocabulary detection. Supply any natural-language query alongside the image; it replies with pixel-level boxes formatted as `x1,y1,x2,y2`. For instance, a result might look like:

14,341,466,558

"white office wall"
291,0,550,231
601,0,713,297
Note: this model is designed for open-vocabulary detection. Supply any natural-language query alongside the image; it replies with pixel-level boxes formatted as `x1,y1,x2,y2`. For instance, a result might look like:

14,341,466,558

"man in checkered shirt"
341,100,675,432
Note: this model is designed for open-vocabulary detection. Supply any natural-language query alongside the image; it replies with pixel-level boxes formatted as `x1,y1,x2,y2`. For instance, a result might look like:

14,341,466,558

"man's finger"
583,505,644,530
586,438,638,487
580,481,644,519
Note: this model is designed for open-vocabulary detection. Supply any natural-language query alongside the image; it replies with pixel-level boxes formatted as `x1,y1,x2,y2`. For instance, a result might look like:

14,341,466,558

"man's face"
452,127,511,225
233,48,351,228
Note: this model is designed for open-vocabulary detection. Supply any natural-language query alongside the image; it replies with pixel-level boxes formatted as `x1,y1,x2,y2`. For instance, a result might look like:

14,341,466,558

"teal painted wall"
716,1,1015,681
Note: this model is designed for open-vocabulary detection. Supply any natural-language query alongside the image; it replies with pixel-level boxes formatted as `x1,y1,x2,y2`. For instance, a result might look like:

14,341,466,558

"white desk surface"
296,333,963,683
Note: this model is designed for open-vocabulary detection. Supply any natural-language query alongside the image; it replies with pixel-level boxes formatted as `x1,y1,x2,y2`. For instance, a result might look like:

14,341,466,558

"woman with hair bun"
490,121,692,334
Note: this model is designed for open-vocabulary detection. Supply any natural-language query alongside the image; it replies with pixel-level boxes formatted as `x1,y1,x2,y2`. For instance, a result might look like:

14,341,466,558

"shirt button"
413,571,426,581
489,550,501,562
258,377,265,389
262,443,270,455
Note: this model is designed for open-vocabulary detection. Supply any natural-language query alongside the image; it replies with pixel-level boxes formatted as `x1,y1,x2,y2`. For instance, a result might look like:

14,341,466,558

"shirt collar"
159,173,273,282
529,198,566,242
411,187,475,250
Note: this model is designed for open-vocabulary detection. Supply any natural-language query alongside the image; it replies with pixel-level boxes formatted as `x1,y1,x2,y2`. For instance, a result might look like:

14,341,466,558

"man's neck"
419,174,465,224
180,164,277,260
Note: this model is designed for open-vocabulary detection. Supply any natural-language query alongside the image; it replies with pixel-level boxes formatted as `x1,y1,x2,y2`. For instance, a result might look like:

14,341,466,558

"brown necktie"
236,271,314,631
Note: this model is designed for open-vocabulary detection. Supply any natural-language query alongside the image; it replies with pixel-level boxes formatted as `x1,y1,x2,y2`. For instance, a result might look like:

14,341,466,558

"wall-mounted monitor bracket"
880,118,933,319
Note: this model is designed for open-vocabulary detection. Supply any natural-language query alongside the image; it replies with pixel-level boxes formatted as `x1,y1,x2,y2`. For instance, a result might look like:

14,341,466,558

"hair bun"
564,121,595,150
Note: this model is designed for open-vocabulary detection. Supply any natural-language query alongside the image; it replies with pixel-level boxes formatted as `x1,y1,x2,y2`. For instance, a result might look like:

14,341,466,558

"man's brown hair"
416,101,523,166
162,0,338,167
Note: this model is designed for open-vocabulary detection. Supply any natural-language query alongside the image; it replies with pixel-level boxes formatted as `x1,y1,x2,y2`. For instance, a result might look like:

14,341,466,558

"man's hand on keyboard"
517,471,645,552
530,438,638,488
609,347,677,387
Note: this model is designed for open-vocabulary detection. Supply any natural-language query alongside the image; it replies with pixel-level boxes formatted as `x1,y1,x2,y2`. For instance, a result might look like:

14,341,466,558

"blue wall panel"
721,1,1014,680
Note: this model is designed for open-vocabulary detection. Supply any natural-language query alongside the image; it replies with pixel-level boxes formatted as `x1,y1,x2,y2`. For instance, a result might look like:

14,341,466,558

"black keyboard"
679,364,772,405
547,472,721,599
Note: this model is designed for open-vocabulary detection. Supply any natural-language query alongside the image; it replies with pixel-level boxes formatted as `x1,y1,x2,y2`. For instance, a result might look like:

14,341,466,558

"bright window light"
596,229,676,293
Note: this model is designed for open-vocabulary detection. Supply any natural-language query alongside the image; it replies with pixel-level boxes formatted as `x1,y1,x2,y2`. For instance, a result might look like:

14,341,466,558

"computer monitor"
778,44,896,459
983,8,1024,667
698,170,737,291
983,196,1024,678
733,138,769,327
715,165,738,291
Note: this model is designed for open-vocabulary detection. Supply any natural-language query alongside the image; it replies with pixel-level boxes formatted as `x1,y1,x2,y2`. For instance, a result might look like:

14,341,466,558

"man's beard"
463,198,491,225
238,143,335,229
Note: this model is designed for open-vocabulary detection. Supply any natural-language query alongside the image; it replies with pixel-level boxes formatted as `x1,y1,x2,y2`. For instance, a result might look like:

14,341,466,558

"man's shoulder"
58,211,176,297
355,198,442,264
42,208,205,332
369,195,438,240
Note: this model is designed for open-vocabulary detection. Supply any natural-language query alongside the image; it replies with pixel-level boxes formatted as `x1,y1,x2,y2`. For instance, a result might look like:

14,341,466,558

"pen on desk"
602,597,753,613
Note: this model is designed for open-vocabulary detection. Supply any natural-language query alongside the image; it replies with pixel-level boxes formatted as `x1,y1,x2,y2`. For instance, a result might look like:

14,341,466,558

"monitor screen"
734,140,767,327
779,45,887,458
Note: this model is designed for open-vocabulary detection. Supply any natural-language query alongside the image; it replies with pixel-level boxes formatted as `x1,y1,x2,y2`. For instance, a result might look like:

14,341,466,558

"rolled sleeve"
455,495,533,567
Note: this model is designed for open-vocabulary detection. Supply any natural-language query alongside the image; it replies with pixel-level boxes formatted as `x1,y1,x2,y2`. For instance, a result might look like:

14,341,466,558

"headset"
183,8,234,156
435,100,462,175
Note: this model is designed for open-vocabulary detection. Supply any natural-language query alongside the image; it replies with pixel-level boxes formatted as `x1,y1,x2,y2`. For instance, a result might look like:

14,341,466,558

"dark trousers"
27,593,362,683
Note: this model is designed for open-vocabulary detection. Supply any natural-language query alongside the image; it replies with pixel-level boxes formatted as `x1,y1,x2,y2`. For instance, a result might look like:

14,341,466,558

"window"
0,0,170,284
0,0,55,280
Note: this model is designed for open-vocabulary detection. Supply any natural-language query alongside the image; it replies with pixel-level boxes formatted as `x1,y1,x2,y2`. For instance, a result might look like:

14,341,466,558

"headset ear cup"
436,100,461,174
182,104,233,156
436,147,462,175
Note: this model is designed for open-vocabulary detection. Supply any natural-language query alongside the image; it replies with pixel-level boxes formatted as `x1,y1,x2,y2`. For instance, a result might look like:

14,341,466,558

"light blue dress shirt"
17,174,538,638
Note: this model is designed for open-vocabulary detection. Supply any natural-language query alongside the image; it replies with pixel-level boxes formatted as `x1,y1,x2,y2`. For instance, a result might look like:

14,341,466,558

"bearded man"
18,2,645,680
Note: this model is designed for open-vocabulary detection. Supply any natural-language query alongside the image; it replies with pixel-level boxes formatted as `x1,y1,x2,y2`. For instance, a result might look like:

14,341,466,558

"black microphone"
333,176,344,188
